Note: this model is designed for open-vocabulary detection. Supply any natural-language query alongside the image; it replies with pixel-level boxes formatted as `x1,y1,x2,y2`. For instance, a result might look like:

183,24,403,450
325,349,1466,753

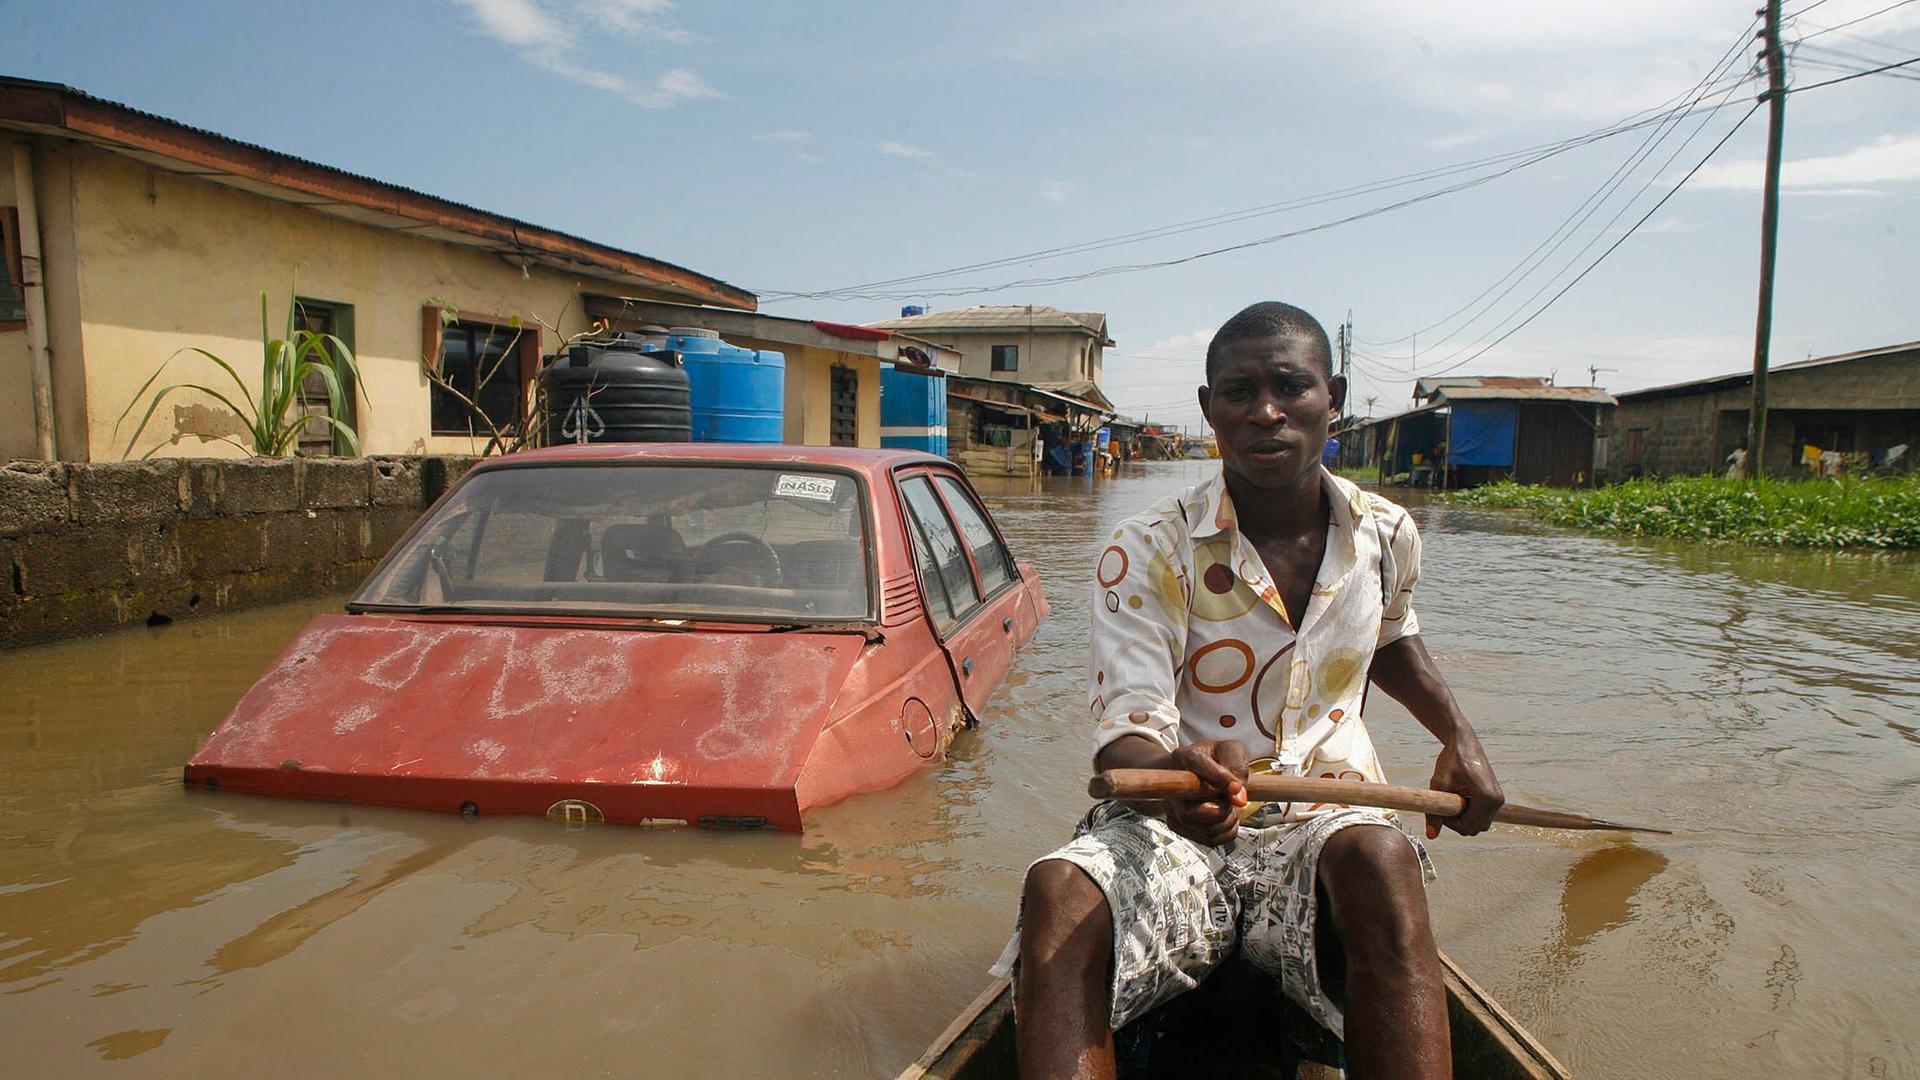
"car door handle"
1002,617,1014,632
962,657,974,677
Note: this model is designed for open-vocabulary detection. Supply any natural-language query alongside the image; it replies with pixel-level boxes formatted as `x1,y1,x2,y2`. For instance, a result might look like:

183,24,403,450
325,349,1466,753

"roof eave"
0,78,755,310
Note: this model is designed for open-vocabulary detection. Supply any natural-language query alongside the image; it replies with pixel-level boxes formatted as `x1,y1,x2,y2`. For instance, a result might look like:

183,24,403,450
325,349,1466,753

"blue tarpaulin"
1450,402,1516,467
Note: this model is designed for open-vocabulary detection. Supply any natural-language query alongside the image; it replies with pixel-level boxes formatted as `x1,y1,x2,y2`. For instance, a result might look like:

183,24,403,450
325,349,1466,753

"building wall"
0,454,476,648
0,135,34,460
1607,351,1919,478
46,141,674,461
921,327,1098,385
749,341,880,448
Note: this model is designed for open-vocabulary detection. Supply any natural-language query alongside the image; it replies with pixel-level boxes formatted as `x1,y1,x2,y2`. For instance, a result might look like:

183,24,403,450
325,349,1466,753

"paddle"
1087,769,1671,834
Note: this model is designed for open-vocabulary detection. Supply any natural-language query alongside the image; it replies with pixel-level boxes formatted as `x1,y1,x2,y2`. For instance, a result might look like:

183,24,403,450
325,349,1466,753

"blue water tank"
900,305,926,318
880,367,948,457
668,329,785,443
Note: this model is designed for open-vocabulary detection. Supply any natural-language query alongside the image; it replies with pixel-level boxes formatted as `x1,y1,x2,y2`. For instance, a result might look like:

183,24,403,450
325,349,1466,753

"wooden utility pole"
1746,0,1787,479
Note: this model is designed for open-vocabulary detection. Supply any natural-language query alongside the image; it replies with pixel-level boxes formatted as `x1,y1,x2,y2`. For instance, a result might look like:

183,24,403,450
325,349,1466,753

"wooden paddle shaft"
1088,769,1650,832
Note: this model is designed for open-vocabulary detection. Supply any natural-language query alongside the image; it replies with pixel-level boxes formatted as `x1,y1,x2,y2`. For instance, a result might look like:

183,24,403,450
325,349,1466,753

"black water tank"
541,334,691,444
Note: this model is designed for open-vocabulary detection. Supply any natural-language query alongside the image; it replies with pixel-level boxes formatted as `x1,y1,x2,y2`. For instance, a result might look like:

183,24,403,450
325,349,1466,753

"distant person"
1726,446,1748,479
1011,301,1504,1079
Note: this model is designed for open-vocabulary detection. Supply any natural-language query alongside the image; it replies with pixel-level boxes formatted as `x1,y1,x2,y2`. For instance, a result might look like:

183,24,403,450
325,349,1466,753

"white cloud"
446,0,719,107
795,151,822,164
878,140,934,159
1037,180,1072,204
1691,133,1920,191
754,129,812,144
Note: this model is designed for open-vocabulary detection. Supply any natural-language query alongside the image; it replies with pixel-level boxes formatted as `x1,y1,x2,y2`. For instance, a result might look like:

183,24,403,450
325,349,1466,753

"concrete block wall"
0,455,479,648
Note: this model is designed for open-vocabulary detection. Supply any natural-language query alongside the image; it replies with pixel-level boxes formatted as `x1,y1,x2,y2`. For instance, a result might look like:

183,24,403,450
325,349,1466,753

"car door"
929,472,1039,651
895,470,1015,719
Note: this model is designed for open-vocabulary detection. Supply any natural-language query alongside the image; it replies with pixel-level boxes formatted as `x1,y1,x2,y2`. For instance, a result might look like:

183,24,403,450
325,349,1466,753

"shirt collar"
1192,466,1360,539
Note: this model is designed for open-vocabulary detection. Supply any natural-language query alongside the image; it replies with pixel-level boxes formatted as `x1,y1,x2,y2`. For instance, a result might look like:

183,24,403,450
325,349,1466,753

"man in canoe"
1014,301,1505,1079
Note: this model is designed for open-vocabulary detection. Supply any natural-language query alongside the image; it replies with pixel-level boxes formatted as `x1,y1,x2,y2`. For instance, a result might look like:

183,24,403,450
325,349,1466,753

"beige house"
869,305,1113,393
0,77,753,462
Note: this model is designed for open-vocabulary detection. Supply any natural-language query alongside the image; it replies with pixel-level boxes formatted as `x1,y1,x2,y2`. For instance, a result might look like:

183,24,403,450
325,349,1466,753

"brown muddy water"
3,462,1918,1078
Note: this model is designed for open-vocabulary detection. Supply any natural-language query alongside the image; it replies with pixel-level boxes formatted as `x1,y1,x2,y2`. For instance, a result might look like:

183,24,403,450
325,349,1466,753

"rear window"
354,464,871,621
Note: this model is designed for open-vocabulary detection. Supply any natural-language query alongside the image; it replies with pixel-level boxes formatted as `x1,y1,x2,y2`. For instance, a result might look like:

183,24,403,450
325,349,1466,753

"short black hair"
1204,301,1334,380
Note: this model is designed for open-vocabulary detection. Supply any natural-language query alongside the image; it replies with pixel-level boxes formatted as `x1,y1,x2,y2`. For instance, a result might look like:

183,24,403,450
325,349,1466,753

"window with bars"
830,365,858,447
293,298,355,456
1,208,25,326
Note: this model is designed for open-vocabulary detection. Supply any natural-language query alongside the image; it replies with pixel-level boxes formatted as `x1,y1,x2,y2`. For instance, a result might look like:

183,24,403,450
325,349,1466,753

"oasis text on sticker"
774,474,838,502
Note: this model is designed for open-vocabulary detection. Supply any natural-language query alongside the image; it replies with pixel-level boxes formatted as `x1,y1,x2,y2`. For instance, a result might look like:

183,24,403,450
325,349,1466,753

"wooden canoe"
900,950,1572,1080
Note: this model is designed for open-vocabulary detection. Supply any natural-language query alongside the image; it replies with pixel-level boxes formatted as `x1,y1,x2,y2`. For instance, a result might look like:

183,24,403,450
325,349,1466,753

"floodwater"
3,462,1918,1079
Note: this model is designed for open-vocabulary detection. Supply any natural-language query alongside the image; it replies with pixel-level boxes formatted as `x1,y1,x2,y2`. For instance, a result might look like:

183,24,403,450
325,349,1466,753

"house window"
293,298,355,456
426,309,538,438
0,208,26,327
990,344,1019,372
830,365,859,447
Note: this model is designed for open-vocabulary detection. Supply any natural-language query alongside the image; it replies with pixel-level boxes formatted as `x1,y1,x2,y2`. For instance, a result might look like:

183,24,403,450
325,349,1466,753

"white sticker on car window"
774,474,837,502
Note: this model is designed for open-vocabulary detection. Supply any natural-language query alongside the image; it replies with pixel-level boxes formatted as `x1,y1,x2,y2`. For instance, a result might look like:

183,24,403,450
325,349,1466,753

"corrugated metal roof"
1616,340,1920,401
0,76,753,308
1436,385,1616,405
869,305,1115,345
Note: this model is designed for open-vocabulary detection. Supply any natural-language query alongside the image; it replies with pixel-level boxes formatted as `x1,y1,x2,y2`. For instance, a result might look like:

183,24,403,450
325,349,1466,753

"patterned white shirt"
1090,467,1422,821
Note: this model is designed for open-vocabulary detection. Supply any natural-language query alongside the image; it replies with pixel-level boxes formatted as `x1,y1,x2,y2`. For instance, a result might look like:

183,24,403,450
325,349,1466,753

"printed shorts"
1029,801,1434,1039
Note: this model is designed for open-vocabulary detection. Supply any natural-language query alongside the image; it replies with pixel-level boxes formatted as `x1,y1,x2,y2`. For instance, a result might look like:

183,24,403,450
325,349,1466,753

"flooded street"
4,461,1918,1078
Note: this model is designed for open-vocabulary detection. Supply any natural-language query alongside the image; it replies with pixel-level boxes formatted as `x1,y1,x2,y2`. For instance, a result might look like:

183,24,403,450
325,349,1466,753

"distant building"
869,305,1113,392
0,77,751,462
1412,375,1550,406
1347,383,1615,488
1603,341,1919,479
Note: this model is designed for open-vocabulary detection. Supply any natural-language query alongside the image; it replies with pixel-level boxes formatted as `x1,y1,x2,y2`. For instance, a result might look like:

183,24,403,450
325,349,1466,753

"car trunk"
184,613,866,831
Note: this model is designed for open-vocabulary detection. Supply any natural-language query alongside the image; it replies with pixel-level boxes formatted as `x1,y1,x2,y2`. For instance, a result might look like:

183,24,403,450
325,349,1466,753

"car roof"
473,443,950,481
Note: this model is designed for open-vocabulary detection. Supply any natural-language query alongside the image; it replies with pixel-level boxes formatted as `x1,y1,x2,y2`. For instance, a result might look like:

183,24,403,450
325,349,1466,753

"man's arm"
1368,635,1504,838
1095,733,1248,847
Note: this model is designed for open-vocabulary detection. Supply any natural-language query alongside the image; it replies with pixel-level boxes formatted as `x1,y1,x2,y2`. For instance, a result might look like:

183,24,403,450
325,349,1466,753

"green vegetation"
1451,475,1920,549
1333,466,1383,485
116,286,361,458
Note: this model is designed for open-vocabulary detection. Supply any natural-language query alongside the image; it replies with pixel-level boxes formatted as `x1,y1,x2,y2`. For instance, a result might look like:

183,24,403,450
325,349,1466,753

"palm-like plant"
117,288,362,458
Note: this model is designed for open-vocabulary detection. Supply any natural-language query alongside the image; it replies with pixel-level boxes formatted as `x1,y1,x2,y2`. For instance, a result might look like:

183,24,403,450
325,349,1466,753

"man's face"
1199,333,1345,490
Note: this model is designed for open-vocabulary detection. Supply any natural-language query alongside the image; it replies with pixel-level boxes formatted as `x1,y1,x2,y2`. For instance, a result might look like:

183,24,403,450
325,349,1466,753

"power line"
1353,23,1759,359
1794,0,1920,44
1788,50,1920,88
756,73,1759,304
1361,102,1763,385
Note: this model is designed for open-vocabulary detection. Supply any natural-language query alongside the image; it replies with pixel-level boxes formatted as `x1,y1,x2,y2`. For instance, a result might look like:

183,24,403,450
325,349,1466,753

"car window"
899,475,980,629
354,465,870,621
933,475,1015,595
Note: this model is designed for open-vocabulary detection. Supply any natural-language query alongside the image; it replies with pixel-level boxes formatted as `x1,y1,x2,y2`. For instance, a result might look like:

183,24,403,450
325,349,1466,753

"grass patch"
1450,475,1920,549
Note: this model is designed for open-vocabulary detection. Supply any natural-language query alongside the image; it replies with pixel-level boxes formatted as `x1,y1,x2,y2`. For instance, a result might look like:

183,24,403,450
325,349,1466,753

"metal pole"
1746,0,1786,480
12,144,57,460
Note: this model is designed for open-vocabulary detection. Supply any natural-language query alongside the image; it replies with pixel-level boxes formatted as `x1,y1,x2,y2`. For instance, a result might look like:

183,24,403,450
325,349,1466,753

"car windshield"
353,464,872,621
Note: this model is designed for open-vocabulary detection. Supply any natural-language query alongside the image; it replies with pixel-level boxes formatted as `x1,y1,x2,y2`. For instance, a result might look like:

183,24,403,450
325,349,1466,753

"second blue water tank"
668,329,785,444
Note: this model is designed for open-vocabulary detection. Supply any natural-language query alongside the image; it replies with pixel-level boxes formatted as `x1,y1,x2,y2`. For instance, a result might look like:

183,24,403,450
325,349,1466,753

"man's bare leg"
1318,825,1451,1080
1016,859,1116,1080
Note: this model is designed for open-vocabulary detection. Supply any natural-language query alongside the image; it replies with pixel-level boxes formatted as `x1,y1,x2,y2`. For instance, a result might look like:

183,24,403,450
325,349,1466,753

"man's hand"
1426,736,1503,839
1163,740,1250,847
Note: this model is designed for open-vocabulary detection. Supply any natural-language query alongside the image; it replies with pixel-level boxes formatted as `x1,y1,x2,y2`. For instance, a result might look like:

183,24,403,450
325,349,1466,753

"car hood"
184,613,867,829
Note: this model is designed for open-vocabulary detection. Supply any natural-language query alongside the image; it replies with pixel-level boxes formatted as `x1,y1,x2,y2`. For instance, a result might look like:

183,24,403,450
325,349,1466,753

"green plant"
116,287,361,458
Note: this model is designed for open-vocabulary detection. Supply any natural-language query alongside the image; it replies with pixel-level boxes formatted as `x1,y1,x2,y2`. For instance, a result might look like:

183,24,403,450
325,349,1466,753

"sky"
4,0,1917,432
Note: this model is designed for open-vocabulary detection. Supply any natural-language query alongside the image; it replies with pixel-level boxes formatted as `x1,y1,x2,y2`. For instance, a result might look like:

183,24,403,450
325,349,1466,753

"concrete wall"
14,136,688,462
0,454,475,648
1607,351,1920,478
763,342,880,447
922,327,1099,385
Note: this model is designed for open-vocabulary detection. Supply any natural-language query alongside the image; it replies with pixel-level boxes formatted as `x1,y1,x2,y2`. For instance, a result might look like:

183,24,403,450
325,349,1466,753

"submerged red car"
184,445,1048,831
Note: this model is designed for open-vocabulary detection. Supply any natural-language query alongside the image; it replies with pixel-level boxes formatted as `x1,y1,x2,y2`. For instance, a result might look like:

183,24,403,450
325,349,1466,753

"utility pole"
1588,365,1616,386
1337,311,1351,386
1747,0,1787,479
